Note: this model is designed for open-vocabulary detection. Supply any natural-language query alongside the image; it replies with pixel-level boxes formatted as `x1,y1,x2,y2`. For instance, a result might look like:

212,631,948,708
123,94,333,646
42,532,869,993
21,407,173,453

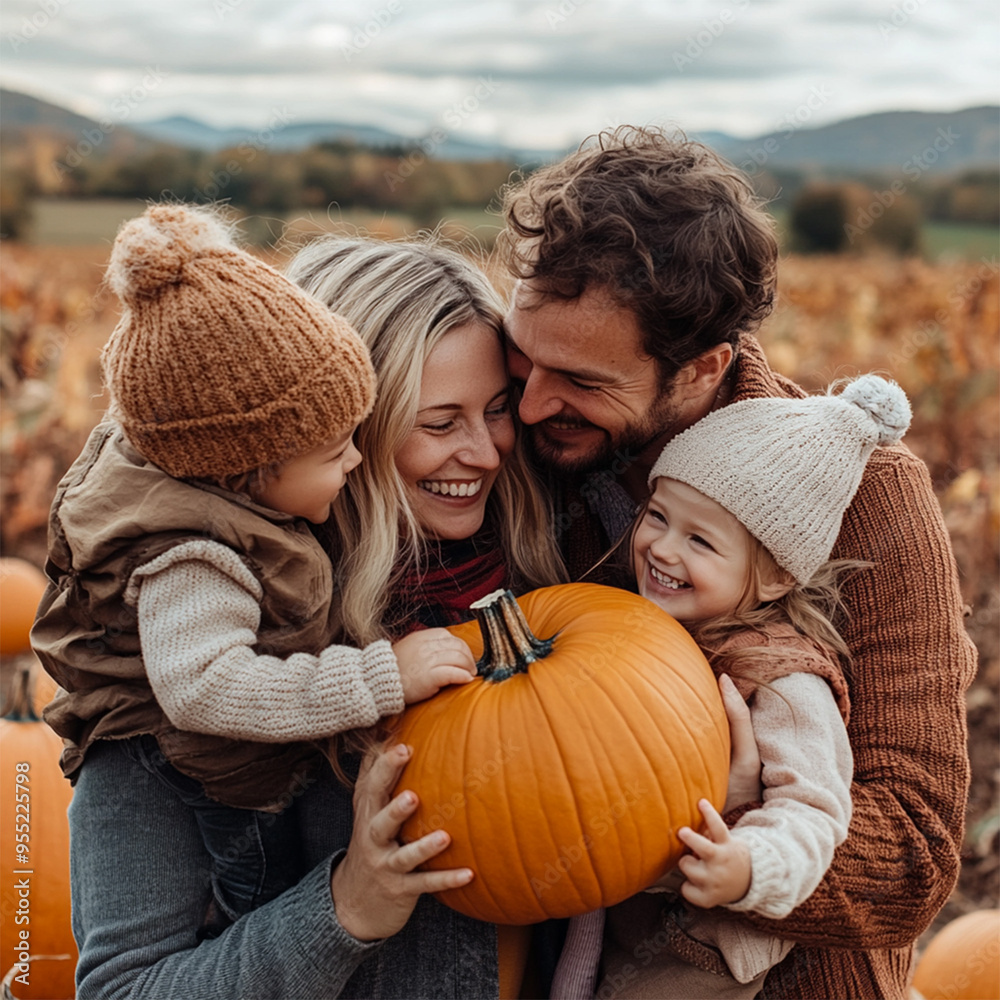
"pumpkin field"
0,237,997,981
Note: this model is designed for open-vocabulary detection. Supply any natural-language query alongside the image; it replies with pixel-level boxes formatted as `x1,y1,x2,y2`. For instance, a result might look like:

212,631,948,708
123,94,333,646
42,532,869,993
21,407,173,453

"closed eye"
486,397,510,419
691,535,715,552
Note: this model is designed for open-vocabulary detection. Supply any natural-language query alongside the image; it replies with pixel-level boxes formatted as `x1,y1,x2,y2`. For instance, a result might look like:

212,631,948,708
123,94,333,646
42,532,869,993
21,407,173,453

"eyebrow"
415,387,509,417
504,332,614,385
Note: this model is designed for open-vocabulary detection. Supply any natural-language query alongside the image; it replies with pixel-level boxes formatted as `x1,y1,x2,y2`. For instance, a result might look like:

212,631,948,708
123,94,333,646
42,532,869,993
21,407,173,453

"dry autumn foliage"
1,241,997,943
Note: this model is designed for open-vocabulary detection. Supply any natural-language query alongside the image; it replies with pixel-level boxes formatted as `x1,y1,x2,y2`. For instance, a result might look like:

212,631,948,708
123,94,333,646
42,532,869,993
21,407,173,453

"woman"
288,236,573,997
283,235,566,646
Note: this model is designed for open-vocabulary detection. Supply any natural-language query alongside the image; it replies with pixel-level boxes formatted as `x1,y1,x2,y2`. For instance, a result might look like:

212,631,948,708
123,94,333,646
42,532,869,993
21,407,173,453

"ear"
757,574,796,603
673,343,734,401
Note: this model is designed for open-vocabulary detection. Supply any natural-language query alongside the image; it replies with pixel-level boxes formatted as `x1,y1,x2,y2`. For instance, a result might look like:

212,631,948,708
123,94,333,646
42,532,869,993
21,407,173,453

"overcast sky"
2,0,997,149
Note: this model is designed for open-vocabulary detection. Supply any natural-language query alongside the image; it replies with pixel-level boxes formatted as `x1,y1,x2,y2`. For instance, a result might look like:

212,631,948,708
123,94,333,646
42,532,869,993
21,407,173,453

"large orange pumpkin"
0,666,77,1000
0,559,48,657
912,909,1000,1000
395,584,729,925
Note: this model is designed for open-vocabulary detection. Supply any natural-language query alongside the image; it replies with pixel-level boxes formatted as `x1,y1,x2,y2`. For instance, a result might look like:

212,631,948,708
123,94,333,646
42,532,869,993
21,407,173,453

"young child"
552,374,911,999
31,204,475,933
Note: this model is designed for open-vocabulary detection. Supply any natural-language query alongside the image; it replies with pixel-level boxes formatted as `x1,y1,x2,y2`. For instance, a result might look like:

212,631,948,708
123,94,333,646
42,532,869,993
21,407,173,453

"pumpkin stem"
3,666,41,722
471,589,556,682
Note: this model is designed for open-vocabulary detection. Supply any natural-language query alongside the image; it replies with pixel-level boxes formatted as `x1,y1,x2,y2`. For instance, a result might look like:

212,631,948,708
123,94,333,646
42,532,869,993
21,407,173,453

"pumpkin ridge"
565,671,627,905
521,668,588,912
587,658,669,887
480,678,537,923
534,658,604,910
585,635,711,882
633,635,730,814
442,689,516,922
461,785,511,923
560,636,662,904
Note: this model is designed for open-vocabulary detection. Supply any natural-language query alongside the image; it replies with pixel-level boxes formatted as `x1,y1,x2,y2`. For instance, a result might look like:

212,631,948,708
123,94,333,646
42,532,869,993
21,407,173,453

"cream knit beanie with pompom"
648,374,912,584
102,203,376,479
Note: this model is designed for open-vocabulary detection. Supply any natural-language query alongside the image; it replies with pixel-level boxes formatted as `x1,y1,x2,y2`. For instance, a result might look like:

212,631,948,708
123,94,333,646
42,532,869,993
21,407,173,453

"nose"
456,420,502,471
648,529,680,565
344,438,363,474
517,368,567,426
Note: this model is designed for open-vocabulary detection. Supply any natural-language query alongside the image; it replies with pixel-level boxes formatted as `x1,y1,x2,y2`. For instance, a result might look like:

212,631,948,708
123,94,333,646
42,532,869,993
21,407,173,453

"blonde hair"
690,539,864,680
285,235,566,644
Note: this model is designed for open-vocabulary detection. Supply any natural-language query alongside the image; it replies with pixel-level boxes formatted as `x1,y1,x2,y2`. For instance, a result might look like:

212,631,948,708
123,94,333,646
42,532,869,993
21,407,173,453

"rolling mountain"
705,106,999,175
2,87,997,174
123,113,562,164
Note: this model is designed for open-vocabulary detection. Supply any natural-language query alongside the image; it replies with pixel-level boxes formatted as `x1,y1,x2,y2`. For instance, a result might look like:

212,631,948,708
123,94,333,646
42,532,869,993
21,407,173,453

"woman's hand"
720,673,762,814
330,743,474,941
392,629,477,703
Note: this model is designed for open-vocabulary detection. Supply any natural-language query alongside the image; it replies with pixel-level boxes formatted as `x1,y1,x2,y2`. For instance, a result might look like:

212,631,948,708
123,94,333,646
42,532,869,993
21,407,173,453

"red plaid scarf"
383,531,509,638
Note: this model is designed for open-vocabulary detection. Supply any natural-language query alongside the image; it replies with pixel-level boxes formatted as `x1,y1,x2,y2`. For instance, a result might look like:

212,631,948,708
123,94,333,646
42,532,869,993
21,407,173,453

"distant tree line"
0,138,516,239
1,135,996,251
787,170,999,254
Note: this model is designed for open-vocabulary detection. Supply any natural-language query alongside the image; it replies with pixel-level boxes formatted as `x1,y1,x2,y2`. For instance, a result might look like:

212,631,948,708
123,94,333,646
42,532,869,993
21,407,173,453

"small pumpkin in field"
0,665,77,1000
0,559,48,657
395,584,730,925
912,909,1000,1000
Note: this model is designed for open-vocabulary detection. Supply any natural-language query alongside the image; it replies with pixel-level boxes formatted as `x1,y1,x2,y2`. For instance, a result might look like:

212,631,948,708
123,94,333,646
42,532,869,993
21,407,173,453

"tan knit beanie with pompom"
102,203,376,478
648,374,912,584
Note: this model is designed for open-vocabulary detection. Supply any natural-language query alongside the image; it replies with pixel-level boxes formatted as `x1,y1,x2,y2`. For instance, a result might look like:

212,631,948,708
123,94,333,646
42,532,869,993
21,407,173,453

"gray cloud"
2,0,996,145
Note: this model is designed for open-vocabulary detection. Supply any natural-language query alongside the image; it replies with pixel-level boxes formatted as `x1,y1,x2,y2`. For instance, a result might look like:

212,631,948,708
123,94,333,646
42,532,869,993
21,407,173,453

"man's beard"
524,391,683,476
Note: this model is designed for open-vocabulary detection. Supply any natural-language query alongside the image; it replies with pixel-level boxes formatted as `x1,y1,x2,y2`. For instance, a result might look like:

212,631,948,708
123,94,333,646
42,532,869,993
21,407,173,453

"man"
498,127,977,1000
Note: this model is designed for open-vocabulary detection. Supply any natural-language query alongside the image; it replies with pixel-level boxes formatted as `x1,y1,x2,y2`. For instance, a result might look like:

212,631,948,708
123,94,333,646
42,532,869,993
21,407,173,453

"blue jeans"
70,736,500,998
130,734,300,924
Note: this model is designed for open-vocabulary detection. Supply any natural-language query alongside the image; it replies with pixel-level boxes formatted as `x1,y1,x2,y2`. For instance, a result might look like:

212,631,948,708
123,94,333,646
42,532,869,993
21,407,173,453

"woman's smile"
417,478,484,498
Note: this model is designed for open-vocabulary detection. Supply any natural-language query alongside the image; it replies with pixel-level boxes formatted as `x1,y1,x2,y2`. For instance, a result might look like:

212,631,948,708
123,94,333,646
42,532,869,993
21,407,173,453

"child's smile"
632,477,754,625
648,566,691,590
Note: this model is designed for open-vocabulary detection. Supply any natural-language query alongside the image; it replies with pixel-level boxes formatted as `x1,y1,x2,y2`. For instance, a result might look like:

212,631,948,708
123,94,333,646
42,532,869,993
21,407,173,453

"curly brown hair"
499,126,779,380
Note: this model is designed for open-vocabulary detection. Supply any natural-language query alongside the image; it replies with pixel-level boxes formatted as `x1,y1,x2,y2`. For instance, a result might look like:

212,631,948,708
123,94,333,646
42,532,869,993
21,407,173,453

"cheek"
492,418,516,462
630,529,649,571
404,439,465,488
395,437,433,485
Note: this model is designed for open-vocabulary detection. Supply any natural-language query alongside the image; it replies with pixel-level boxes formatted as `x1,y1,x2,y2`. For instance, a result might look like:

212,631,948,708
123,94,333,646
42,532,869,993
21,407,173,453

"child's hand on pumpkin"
676,798,752,908
392,628,477,703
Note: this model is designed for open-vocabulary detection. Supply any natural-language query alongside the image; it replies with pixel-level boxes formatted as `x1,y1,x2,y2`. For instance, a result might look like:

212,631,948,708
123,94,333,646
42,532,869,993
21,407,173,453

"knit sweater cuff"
358,640,405,717
726,827,797,917
285,854,384,984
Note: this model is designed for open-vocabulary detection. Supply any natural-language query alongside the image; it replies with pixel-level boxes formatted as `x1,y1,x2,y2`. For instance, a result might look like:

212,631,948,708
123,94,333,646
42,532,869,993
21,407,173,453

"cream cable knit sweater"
126,539,404,742
726,672,853,918
694,671,853,984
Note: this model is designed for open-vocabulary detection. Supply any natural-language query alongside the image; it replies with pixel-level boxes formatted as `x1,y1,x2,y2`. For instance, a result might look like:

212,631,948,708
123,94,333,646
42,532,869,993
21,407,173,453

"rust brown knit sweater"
556,336,978,1000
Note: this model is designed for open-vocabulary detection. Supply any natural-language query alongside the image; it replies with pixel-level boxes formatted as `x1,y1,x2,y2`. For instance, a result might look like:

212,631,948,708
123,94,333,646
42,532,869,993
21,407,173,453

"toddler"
32,204,475,933
552,374,911,999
